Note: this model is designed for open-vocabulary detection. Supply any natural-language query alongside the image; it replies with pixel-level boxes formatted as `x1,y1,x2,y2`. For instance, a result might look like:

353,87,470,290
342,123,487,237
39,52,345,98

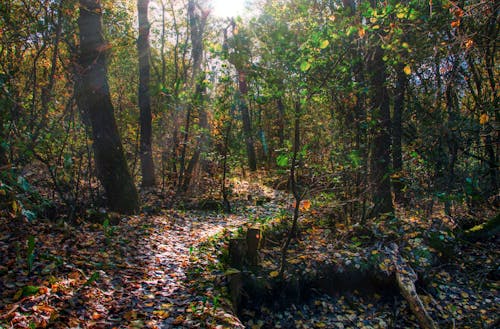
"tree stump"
226,269,242,313
229,238,246,269
246,228,261,266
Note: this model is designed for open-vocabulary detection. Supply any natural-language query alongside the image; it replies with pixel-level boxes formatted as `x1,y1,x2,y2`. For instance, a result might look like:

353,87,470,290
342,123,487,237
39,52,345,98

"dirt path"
0,181,288,328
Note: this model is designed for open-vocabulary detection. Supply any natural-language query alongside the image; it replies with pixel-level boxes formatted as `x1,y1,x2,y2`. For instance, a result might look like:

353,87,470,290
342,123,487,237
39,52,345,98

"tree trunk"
276,97,285,148
77,0,139,214
238,71,257,171
137,0,155,187
392,64,406,204
369,44,394,217
182,0,209,190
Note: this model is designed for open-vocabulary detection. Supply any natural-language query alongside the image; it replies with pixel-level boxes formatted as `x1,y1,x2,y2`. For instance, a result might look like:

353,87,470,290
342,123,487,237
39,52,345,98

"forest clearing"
0,0,498,328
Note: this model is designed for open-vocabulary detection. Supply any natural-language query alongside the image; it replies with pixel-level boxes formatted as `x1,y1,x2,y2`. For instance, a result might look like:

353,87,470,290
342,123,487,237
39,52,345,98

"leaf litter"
0,180,498,329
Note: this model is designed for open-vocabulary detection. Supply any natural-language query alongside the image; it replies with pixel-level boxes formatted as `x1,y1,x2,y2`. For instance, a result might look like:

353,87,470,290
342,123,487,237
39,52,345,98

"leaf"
300,61,311,72
91,312,103,320
396,12,405,19
276,153,289,167
269,271,279,278
17,176,31,192
224,268,241,275
153,310,170,319
22,285,40,297
300,200,311,211
479,113,489,125
22,209,36,222
11,200,18,214
319,40,329,49
84,271,100,286
403,65,412,75
358,28,366,38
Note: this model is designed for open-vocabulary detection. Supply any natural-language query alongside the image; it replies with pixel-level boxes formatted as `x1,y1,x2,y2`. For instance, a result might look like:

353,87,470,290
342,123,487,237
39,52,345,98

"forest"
0,0,498,328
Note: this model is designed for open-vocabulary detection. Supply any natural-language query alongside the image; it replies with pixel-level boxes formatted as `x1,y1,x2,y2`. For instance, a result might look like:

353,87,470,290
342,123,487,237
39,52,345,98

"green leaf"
348,150,362,168
103,218,110,229
22,285,40,297
300,61,311,72
84,271,100,286
224,268,241,275
276,154,289,167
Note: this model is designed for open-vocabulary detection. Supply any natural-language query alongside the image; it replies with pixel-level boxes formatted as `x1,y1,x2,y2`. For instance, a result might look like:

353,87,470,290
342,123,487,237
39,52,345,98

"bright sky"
211,0,247,18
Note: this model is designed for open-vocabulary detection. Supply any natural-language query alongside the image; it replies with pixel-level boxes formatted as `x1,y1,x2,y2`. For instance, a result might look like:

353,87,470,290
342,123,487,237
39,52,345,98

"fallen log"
390,243,439,329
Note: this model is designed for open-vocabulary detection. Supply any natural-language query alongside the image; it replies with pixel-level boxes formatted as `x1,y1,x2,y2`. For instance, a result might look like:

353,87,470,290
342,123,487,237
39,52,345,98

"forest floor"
0,177,498,329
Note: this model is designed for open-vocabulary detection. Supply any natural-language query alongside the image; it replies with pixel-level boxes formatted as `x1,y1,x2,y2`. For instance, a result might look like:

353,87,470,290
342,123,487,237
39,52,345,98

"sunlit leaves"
300,61,311,72
479,114,489,125
319,40,329,49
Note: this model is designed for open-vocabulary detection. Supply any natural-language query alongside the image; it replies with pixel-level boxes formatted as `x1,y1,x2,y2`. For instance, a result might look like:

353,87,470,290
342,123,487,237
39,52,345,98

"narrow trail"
0,180,289,328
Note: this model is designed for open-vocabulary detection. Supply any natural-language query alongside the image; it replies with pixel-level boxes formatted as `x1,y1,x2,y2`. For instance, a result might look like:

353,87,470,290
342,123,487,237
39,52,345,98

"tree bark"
369,44,394,217
77,0,139,213
137,0,155,187
392,64,406,204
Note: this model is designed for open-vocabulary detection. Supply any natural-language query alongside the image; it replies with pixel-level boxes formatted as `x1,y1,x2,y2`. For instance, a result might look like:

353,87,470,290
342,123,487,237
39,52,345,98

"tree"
76,0,139,213
138,0,156,187
181,0,210,191
226,21,257,172
367,1,394,217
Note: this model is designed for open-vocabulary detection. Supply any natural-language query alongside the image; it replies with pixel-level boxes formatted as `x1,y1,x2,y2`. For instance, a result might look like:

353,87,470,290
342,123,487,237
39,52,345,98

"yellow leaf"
371,250,379,255
11,200,18,213
396,12,405,19
479,113,489,125
269,271,279,278
403,65,412,75
358,28,366,38
153,310,170,319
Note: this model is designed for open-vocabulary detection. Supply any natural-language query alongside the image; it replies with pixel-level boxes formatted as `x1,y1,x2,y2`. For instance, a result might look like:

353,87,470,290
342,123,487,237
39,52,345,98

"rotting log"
390,243,439,329
246,228,261,266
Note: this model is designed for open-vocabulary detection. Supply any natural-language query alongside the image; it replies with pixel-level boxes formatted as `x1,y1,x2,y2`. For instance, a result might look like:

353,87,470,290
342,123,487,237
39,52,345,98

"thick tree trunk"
77,0,139,214
392,65,406,204
369,45,394,217
137,0,156,187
